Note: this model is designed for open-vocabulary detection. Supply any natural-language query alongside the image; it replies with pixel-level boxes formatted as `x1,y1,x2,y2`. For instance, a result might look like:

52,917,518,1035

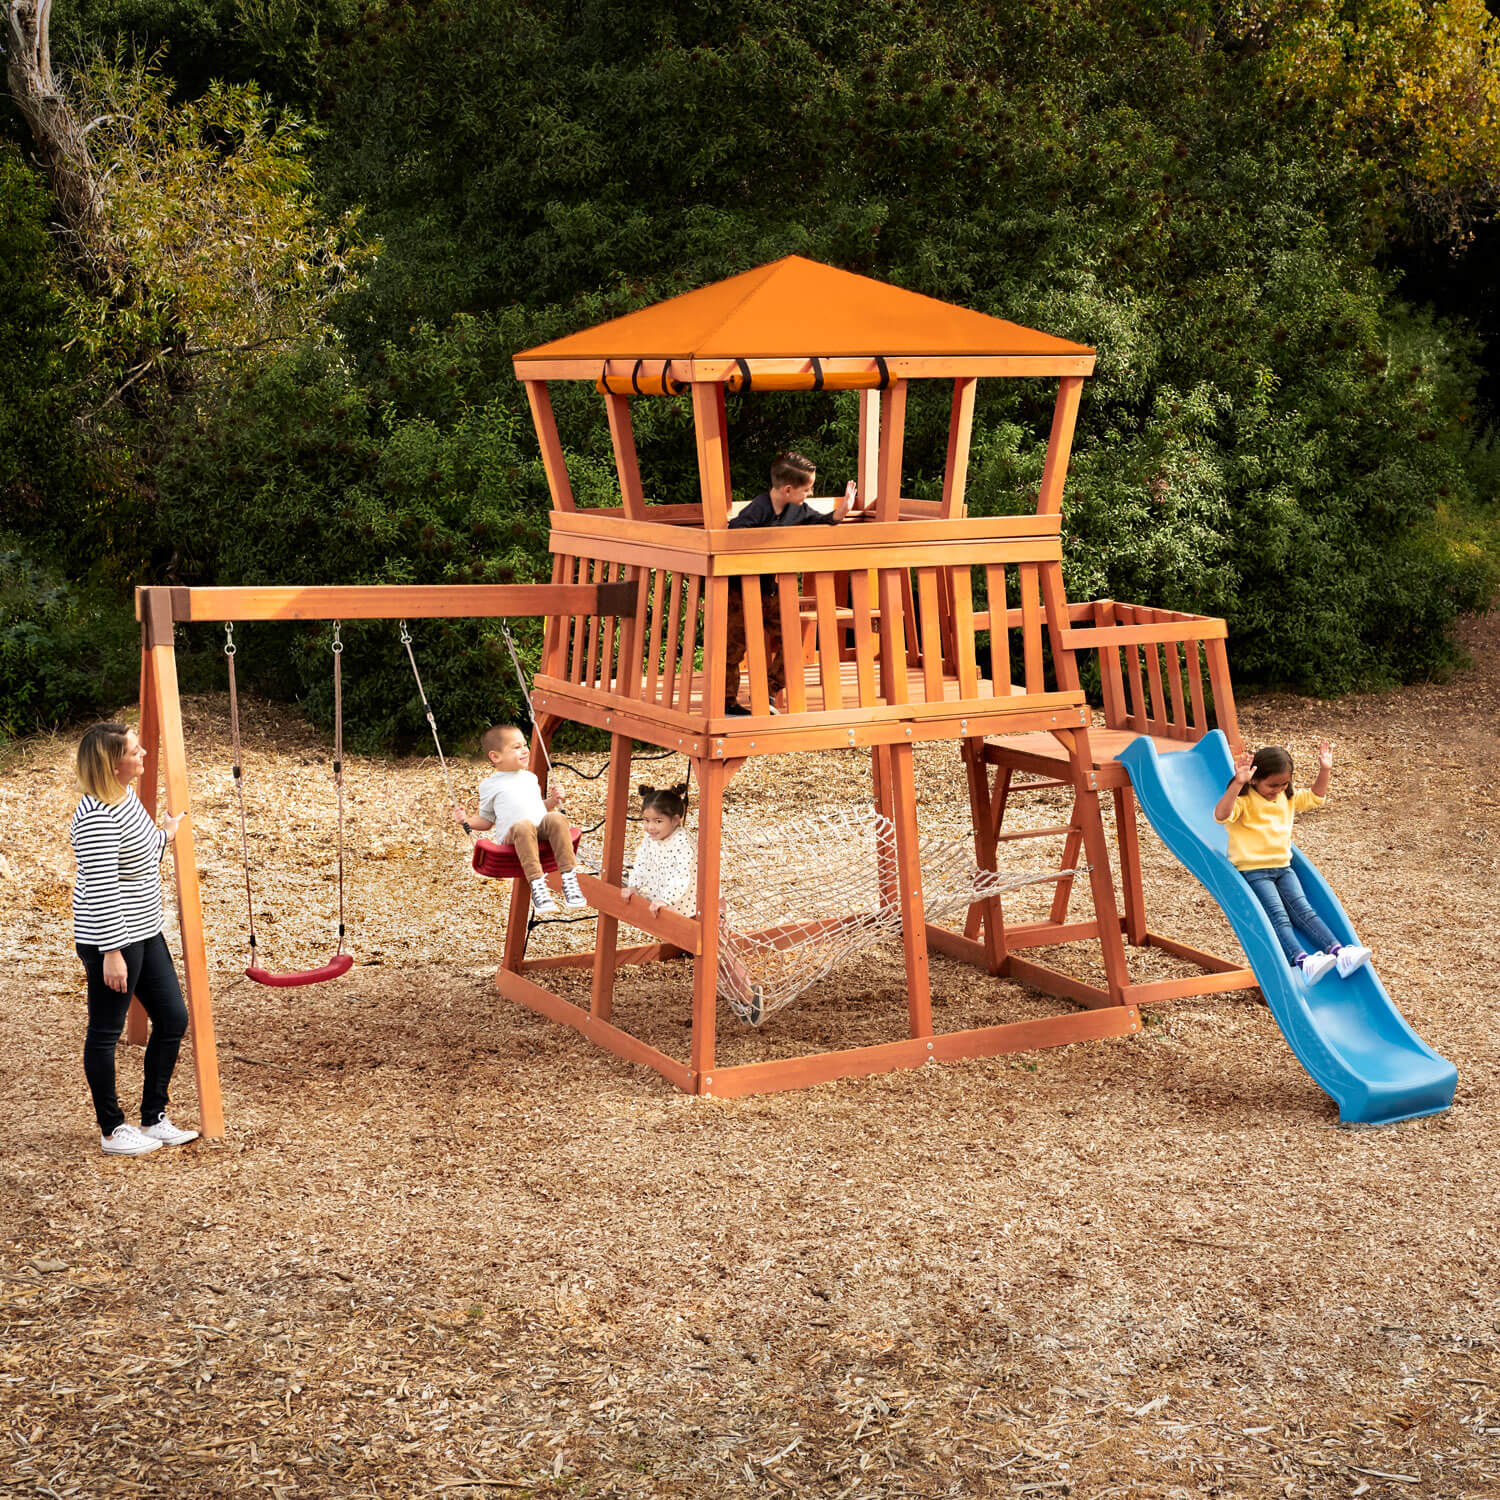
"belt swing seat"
398,619,581,881
225,622,354,987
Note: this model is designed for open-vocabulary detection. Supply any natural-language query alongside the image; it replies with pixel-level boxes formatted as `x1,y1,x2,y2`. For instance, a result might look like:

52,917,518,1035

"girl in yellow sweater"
1213,743,1372,986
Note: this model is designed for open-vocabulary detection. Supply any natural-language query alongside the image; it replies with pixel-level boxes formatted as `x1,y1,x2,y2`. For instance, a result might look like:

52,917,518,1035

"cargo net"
717,807,1078,1025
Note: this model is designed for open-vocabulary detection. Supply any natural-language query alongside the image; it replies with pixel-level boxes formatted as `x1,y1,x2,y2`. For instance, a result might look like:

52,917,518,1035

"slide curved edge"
1119,731,1455,1126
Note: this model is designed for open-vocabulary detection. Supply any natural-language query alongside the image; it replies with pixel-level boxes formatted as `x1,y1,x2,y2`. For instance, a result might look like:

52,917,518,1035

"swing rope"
400,620,472,835
225,621,352,983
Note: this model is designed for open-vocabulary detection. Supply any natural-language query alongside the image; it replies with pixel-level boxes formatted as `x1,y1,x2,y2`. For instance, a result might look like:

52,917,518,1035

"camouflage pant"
722,584,785,710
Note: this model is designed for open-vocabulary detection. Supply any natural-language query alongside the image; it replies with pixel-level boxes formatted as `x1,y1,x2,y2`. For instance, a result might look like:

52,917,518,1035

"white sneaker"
1335,944,1372,979
142,1115,199,1146
559,870,587,910
102,1124,163,1156
1298,951,1336,986
530,877,559,916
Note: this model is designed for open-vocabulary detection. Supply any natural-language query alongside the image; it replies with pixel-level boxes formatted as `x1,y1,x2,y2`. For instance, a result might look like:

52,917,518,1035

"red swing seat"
472,826,583,880
245,953,354,988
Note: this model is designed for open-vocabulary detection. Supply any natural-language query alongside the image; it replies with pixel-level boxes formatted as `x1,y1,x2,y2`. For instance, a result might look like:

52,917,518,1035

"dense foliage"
2,0,1497,744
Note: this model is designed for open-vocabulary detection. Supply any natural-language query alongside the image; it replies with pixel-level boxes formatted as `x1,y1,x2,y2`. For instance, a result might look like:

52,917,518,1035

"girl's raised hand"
1318,740,1333,771
1232,752,1255,784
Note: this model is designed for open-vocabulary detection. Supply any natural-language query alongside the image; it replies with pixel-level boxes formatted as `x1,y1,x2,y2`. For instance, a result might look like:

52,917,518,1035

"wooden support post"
1047,793,1087,926
858,389,880,508
691,758,726,1092
125,644,160,1047
875,380,907,524
524,381,576,512
961,741,1004,974
1114,785,1148,946
141,608,224,1138
1057,730,1132,1006
1036,376,1083,517
887,743,932,1038
871,745,898,913
940,377,977,519
590,732,635,1022
603,392,648,520
692,382,733,529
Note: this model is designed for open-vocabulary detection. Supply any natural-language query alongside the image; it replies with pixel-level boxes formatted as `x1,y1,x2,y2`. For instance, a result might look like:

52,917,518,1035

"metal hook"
331,621,343,654
224,623,236,657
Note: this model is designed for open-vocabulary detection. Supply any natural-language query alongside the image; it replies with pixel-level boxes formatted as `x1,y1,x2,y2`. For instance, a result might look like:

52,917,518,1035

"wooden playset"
132,257,1255,1136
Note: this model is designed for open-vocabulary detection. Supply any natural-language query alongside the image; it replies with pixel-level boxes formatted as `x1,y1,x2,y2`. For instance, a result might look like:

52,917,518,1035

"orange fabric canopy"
516,256,1093,363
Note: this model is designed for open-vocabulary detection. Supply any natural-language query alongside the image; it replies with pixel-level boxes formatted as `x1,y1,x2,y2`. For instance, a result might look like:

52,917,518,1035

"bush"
0,545,139,741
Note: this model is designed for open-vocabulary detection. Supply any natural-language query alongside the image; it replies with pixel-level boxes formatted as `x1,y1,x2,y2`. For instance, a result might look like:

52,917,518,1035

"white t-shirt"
477,769,548,843
625,826,696,912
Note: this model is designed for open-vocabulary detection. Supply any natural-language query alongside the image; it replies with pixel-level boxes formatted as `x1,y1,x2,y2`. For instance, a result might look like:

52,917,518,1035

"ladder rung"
1011,779,1070,791
996,823,1075,841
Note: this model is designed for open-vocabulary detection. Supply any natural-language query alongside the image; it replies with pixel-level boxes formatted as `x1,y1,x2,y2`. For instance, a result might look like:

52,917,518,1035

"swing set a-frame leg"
137,608,225,1137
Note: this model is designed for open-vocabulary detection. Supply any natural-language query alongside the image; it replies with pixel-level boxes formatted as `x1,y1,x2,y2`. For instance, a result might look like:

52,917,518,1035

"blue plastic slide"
1118,730,1456,1126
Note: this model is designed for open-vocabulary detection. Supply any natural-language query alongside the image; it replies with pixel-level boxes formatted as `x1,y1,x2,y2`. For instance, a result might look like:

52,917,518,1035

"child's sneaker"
529,877,560,916
142,1115,199,1146
101,1124,163,1156
1298,950,1336,985
1335,944,1372,979
559,870,587,910
744,984,766,1026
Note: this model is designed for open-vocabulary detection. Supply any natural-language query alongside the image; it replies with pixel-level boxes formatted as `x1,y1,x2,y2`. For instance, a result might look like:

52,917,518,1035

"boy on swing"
453,725,586,916
723,451,863,716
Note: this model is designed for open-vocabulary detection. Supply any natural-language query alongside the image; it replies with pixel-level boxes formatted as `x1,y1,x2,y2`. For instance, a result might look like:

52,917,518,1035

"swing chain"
331,621,343,655
223,622,237,658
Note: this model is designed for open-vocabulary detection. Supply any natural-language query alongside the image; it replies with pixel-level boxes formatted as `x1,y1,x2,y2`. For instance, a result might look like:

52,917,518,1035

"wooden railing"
1057,600,1240,746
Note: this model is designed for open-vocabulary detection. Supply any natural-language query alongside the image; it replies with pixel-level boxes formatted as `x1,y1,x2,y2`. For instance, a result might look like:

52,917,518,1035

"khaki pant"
722,583,785,710
507,812,576,883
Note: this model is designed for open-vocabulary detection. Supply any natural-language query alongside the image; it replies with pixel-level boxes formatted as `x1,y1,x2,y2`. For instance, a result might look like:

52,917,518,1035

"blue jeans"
77,933,188,1134
1242,866,1339,965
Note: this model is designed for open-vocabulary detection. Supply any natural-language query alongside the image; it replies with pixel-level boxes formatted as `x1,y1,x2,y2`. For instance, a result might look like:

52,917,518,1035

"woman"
71,722,199,1155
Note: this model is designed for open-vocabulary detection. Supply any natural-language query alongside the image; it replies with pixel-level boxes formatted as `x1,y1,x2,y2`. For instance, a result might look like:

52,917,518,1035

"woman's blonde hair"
77,721,132,804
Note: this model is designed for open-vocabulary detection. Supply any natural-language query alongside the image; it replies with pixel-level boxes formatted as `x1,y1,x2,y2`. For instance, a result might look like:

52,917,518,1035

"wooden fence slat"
777,574,806,714
813,572,843,711
678,574,701,714
1020,563,1044,693
916,567,944,703
741,579,772,716
951,566,979,699
1187,639,1209,734
848,570,878,705
661,569,685,710
644,569,668,704
984,565,1010,695
1164,635,1188,735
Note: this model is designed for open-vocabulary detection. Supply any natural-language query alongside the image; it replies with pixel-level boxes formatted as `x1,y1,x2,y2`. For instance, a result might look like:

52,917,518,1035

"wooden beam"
691,758,727,1088
590,731,635,1021
1036,375,1084,517
940,376,977,518
140,583,635,625
148,642,224,1138
603,392,648,521
691,382,733,529
524,380,576,511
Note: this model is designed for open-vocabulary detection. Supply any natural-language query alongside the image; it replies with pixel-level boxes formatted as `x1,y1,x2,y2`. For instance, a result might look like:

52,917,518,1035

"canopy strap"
224,624,258,960
874,354,890,389
810,356,824,391
734,356,753,394
399,620,471,835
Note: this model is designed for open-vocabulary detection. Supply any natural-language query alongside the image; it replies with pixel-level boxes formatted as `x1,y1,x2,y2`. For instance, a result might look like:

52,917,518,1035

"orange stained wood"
515,257,1096,368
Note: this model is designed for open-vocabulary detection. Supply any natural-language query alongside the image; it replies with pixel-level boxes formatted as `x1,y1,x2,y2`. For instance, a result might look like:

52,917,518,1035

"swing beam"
131,580,632,1137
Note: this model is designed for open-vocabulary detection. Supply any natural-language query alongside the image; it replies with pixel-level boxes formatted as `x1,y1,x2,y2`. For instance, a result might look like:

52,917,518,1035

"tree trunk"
5,0,121,288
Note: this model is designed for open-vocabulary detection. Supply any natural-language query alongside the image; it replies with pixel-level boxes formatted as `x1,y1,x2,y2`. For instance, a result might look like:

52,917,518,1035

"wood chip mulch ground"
1,614,1497,1499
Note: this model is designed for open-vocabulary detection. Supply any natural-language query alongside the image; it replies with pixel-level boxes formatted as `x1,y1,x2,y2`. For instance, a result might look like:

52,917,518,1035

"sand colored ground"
0,615,1496,1498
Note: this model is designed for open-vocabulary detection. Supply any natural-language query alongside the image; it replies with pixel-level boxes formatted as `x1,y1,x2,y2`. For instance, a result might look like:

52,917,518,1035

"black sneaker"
724,702,752,716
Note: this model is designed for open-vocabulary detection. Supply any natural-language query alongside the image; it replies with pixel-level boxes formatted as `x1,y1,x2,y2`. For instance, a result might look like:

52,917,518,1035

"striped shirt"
70,789,169,952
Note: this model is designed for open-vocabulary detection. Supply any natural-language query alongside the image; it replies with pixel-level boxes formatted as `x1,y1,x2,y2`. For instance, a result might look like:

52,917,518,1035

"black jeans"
77,933,188,1135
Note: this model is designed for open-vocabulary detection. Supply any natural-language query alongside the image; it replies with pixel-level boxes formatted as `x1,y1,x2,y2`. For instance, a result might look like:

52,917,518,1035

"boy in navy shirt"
723,451,860,714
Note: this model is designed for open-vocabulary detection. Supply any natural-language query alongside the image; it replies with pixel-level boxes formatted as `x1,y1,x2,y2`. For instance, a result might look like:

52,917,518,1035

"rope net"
716,808,1079,1024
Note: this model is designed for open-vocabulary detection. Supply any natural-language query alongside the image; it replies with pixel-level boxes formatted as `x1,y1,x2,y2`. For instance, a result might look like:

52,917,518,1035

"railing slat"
776,574,806,714
1020,563,1044,693
814,572,844,711
741,579,772,716
661,569,685,710
950,566,978,699
916,567,944,704
678,574,701,714
849,570,878,704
